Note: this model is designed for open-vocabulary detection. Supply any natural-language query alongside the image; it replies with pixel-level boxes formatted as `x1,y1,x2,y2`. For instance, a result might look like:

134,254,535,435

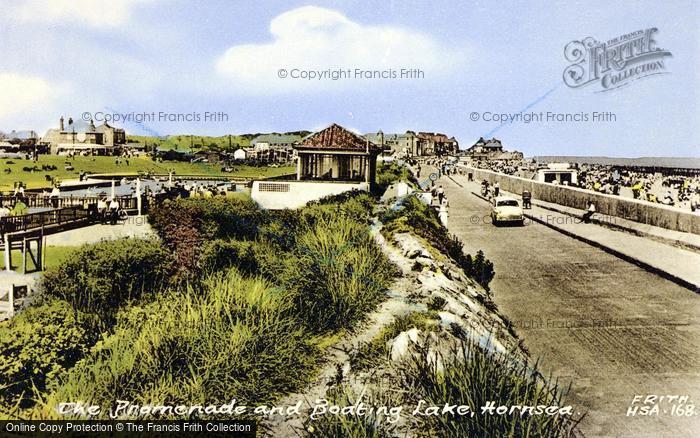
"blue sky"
0,0,697,157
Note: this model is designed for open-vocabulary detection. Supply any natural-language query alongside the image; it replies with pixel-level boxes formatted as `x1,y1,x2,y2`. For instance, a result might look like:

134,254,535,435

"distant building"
535,163,578,185
364,130,458,157
122,141,147,155
466,137,523,161
233,148,247,161
193,150,224,163
0,140,17,150
41,116,126,155
0,130,39,151
250,133,301,163
251,133,302,148
416,132,459,156
2,130,38,142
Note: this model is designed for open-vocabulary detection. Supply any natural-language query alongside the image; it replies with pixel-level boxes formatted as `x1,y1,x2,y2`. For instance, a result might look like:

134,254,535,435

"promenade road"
433,172,700,437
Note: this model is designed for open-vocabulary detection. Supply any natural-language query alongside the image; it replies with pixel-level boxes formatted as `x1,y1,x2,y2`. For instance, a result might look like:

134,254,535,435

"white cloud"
216,6,467,94
0,73,74,134
0,73,58,119
7,0,151,27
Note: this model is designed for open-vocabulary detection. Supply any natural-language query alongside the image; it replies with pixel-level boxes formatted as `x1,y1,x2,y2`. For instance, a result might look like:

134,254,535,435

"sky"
0,0,697,157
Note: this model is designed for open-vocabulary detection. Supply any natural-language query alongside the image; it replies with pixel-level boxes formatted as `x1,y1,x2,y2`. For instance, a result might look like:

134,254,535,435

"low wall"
251,180,369,209
461,166,700,235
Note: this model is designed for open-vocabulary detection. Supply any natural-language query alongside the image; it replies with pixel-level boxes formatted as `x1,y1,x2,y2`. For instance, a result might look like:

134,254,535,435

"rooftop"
298,124,380,152
251,133,303,146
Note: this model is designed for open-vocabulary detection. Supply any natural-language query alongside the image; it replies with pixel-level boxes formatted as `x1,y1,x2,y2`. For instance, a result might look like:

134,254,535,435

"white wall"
251,181,370,209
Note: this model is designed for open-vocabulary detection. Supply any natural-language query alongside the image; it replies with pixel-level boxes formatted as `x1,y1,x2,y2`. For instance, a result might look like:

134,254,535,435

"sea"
532,156,700,169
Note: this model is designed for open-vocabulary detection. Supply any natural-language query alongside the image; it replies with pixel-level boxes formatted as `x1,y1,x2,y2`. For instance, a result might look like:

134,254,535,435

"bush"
303,192,376,226
198,239,258,275
400,339,583,436
36,269,318,417
149,196,262,279
375,162,419,195
41,238,172,330
322,339,583,437
0,300,94,411
276,217,396,333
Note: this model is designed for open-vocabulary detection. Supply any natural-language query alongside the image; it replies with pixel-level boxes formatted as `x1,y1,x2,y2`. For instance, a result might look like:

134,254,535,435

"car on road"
491,196,524,226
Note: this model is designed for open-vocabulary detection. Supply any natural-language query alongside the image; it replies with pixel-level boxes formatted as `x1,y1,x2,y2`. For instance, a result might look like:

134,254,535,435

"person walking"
437,185,445,204
439,197,449,227
494,182,500,197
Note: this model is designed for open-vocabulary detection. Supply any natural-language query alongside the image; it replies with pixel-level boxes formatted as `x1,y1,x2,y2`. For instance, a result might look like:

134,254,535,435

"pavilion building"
251,124,381,209
295,124,380,185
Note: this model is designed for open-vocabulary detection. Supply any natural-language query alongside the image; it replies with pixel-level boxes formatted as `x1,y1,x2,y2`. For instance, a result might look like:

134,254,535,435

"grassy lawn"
0,155,294,191
9,245,75,272
129,135,255,152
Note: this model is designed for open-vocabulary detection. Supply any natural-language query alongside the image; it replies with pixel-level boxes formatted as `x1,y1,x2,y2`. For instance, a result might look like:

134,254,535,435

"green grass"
32,268,319,419
128,131,310,153
0,155,294,191
400,339,583,437
317,338,583,437
3,192,395,418
128,134,255,152
8,246,75,272
350,311,439,372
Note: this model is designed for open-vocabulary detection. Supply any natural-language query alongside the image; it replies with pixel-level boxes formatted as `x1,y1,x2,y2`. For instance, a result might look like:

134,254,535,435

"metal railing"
0,194,135,209
0,205,92,235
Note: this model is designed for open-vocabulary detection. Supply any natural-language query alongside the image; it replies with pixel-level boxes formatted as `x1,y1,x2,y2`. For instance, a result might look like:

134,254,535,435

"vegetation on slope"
381,194,495,291
0,161,580,437
0,191,394,418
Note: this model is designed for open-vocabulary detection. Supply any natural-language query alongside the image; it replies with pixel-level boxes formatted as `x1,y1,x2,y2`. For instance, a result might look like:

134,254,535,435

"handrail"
0,194,134,209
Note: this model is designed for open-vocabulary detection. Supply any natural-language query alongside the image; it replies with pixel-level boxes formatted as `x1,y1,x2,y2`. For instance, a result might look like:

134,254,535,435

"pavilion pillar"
296,155,302,180
331,156,338,179
364,155,370,183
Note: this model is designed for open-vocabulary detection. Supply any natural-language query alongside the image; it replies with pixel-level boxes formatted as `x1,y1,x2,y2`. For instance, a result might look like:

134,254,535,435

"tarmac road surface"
434,172,700,437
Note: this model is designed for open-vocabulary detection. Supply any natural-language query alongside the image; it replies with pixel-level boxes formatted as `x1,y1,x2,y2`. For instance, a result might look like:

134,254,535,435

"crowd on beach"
470,159,700,212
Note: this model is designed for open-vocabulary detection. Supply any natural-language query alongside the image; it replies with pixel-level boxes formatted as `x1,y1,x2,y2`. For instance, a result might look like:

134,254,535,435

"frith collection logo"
563,28,672,92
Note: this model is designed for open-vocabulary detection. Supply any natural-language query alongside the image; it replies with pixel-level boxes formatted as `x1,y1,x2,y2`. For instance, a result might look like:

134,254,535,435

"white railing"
0,285,14,319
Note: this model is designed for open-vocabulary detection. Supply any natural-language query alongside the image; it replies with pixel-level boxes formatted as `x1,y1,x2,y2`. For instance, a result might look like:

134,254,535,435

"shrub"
41,238,172,330
277,217,396,333
400,339,583,436
323,339,583,437
375,162,419,195
149,196,262,279
0,300,94,411
36,269,318,417
198,239,258,275
303,192,376,226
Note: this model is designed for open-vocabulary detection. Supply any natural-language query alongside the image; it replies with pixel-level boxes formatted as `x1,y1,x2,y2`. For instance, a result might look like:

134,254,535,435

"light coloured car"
491,196,524,226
